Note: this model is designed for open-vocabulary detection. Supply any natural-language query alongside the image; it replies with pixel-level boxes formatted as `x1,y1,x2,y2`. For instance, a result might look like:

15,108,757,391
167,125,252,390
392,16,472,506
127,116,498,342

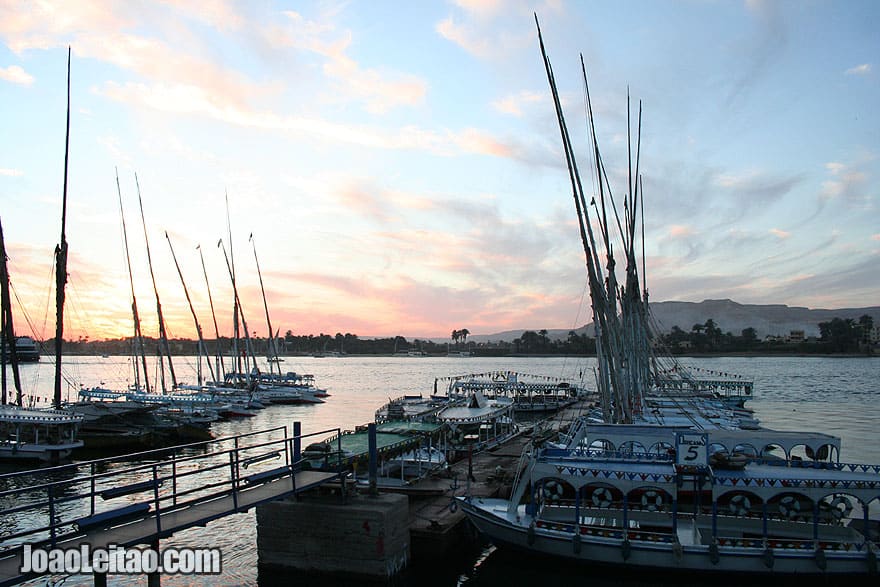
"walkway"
0,425,344,586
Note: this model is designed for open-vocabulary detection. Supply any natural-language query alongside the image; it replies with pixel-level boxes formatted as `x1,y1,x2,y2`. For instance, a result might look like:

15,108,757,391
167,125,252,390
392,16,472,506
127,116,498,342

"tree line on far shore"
658,315,875,354
22,314,876,357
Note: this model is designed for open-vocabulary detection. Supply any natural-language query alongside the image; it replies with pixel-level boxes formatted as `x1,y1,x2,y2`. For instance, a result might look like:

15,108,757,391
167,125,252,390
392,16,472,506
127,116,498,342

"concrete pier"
256,399,593,578
257,492,410,581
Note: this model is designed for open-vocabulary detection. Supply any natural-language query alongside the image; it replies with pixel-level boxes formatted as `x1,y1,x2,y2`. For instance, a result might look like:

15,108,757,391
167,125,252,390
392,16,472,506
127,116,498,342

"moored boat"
437,392,517,458
457,19,880,580
459,423,880,577
441,371,587,415
0,406,83,462
0,336,40,363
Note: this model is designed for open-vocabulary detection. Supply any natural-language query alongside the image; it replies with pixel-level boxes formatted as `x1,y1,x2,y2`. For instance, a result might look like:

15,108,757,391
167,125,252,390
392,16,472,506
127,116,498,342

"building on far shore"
786,330,805,343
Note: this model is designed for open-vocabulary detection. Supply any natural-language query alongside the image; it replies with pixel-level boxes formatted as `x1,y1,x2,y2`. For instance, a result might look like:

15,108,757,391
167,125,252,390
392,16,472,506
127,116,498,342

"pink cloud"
769,228,790,239
668,225,694,238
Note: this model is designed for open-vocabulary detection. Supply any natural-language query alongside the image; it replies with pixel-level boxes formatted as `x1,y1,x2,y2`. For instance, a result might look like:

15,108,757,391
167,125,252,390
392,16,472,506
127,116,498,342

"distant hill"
459,299,879,343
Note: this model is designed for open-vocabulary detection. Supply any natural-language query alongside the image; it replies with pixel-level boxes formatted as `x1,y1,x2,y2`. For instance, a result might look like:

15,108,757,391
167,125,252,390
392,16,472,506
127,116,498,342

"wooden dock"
404,398,592,556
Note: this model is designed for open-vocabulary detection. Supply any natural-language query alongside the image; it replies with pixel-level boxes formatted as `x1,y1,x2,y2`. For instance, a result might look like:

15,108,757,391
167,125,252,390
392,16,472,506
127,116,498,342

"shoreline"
26,351,877,359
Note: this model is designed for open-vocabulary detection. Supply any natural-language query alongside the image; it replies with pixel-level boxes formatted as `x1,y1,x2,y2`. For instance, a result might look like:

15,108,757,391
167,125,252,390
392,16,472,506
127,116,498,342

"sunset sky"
0,0,877,342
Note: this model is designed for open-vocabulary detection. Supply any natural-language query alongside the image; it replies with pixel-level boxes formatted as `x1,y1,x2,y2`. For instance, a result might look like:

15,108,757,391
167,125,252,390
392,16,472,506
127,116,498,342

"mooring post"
368,422,378,496
293,421,301,467
147,538,160,587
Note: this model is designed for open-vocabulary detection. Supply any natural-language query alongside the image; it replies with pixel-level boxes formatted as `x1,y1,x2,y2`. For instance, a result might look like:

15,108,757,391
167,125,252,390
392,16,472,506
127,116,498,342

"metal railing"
0,423,344,562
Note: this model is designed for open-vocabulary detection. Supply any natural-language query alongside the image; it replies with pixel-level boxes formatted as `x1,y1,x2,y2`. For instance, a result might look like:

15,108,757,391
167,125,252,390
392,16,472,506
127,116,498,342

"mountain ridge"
457,299,879,343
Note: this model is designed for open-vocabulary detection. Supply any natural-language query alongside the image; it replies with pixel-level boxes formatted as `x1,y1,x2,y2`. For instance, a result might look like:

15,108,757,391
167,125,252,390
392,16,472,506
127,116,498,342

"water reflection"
4,355,878,586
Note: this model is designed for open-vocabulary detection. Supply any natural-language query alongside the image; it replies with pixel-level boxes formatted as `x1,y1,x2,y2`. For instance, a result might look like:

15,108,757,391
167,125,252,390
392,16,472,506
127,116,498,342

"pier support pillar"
147,539,160,587
257,492,409,581
93,572,107,587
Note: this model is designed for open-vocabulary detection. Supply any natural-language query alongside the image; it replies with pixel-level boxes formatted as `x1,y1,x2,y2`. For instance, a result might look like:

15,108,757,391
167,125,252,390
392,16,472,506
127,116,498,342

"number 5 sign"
675,433,708,467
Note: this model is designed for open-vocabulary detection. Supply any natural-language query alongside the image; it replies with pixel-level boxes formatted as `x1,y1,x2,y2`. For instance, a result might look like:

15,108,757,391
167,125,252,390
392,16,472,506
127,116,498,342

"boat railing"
542,447,675,463
536,518,677,544
534,500,870,550
0,423,344,558
752,457,880,475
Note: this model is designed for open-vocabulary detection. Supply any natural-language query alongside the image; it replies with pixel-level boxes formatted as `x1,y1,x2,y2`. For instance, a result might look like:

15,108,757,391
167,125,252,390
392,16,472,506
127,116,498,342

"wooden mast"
249,233,279,373
0,218,24,406
135,174,176,390
197,244,224,382
218,239,257,377
53,47,71,409
116,169,151,393
166,232,216,385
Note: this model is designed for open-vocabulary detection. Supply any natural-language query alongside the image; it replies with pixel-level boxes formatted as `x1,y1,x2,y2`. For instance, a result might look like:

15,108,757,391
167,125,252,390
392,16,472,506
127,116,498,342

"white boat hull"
0,440,83,462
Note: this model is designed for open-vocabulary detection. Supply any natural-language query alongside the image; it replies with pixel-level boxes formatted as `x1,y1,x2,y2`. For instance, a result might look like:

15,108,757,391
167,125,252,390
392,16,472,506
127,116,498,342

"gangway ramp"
0,425,345,586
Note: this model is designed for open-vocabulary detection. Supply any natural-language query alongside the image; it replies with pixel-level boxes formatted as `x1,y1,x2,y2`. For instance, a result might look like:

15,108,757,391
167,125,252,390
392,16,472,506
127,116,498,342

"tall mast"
52,47,71,410
197,244,223,381
225,192,241,374
249,233,278,373
135,174,176,390
116,169,150,393
0,218,24,406
167,233,216,385
218,239,257,376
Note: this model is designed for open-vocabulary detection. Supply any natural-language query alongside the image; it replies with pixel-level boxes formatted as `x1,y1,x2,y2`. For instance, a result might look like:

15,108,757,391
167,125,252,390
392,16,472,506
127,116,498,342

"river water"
4,355,879,585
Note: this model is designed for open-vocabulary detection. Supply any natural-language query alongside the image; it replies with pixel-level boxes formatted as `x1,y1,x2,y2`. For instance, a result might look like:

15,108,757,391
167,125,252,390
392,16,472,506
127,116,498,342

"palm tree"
460,328,470,345
451,329,460,345
538,329,549,349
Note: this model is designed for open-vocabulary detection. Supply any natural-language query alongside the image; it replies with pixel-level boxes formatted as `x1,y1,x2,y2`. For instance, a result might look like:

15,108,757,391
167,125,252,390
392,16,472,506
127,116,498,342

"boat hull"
458,497,877,577
0,440,82,462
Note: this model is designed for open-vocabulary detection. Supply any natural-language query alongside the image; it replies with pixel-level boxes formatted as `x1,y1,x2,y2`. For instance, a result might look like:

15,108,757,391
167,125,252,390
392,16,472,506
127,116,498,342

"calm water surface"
4,355,879,586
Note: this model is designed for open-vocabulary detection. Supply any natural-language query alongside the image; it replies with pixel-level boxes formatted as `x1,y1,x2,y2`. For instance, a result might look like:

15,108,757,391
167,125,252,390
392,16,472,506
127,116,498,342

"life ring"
641,490,663,512
728,494,751,516
592,487,612,508
542,480,563,501
778,495,802,519
450,427,465,445
827,496,853,520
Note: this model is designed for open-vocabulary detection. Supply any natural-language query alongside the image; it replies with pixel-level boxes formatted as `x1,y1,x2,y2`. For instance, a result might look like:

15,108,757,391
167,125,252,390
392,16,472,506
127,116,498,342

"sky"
0,0,877,343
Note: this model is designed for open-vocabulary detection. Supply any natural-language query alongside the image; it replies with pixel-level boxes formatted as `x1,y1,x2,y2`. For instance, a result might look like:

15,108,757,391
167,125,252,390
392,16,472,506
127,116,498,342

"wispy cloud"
0,167,24,177
821,159,871,206
270,9,428,114
491,90,545,117
0,64,33,85
769,228,790,239
845,63,871,76
725,0,787,109
157,0,246,32
669,225,695,238
435,0,558,59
